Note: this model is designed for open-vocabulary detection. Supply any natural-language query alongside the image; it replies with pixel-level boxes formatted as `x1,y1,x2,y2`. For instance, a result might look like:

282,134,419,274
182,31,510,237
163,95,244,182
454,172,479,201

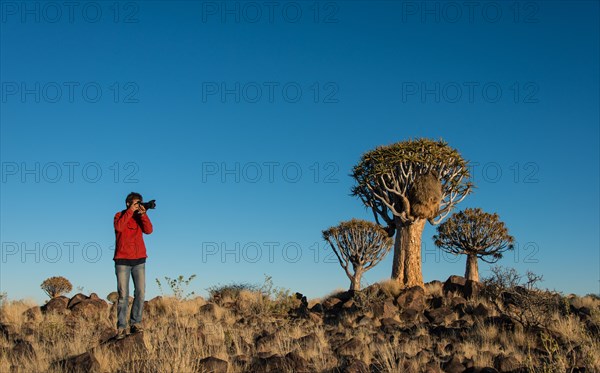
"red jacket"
113,209,153,260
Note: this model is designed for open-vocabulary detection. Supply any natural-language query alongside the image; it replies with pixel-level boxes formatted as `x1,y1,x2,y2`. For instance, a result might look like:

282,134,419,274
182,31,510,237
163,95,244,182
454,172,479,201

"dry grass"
1,286,599,372
424,281,443,297
378,279,405,298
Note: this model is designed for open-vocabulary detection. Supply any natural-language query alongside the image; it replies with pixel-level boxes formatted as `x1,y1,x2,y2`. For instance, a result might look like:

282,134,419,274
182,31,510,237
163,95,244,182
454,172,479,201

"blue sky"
1,0,598,305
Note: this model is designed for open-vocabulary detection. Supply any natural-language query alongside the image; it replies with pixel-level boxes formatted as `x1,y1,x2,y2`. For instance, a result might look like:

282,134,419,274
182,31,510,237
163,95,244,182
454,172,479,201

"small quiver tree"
322,219,393,291
433,208,515,282
41,276,73,299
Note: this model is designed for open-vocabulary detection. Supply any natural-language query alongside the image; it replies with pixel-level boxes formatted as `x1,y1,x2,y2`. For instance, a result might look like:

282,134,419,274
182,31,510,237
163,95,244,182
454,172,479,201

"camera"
138,200,156,210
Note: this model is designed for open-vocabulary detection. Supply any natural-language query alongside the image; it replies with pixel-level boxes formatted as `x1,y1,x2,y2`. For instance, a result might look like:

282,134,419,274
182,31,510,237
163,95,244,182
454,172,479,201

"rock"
285,350,314,372
485,315,522,333
443,276,467,295
71,298,108,318
463,358,474,369
426,307,458,326
400,308,420,323
308,312,323,324
337,310,358,328
146,295,163,305
197,323,224,347
342,299,358,311
363,283,386,299
256,332,278,353
67,293,88,309
450,297,467,308
336,291,354,303
380,317,403,333
429,325,469,339
250,353,304,372
578,306,592,317
322,297,342,310
41,296,69,313
435,342,455,355
196,356,228,373
426,280,444,290
196,303,224,320
21,321,36,336
335,337,364,357
23,306,42,321
430,296,444,308
231,354,250,367
372,299,398,319
396,286,426,312
493,354,521,372
102,331,151,358
415,349,434,363
342,359,369,373
298,332,321,350
12,338,35,358
356,315,374,327
310,302,324,313
472,303,491,318
425,362,445,373
98,327,117,343
442,355,465,373
51,351,101,373
0,322,18,341
291,292,309,316
463,280,482,299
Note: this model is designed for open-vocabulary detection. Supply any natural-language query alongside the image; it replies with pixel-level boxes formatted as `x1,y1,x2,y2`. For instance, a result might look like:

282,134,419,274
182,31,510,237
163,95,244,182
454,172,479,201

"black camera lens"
140,200,156,210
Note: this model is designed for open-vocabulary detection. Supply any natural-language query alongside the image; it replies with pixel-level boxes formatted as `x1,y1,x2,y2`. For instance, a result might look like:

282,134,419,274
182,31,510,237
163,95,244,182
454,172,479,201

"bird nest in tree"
408,172,442,219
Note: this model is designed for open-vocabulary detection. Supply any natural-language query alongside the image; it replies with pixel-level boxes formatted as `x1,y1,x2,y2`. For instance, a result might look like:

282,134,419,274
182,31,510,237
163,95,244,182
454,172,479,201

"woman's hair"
126,192,143,206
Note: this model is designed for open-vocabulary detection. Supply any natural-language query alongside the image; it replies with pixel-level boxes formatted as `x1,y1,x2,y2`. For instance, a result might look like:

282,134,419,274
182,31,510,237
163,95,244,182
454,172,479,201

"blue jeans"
115,263,145,329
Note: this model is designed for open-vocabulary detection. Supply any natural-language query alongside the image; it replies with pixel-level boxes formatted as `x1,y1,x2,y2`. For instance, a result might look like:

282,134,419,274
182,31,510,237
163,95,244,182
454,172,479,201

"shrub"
106,291,119,304
482,266,560,331
207,275,297,317
155,274,197,300
206,282,260,305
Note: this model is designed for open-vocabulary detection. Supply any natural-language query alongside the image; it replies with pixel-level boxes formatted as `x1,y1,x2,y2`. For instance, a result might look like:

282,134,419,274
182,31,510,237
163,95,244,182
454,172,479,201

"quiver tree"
40,276,73,299
351,138,472,287
322,219,393,291
433,208,515,282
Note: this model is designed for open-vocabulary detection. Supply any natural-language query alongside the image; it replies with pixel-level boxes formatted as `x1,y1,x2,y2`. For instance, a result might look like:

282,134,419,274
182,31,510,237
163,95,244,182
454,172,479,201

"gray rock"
443,276,467,295
493,354,521,372
426,307,458,325
41,296,69,313
196,356,228,373
396,286,426,312
335,337,364,357
67,293,87,309
442,355,465,373
51,351,101,373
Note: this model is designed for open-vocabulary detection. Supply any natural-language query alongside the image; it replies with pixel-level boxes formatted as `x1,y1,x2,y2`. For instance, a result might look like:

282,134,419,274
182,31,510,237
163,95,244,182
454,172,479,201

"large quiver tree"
433,208,515,282
351,138,472,287
322,219,393,291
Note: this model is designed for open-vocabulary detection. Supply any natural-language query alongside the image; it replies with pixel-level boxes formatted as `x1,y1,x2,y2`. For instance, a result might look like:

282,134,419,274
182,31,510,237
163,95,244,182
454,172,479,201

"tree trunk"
350,269,363,291
465,254,479,282
391,219,426,288
390,226,404,284
402,219,426,287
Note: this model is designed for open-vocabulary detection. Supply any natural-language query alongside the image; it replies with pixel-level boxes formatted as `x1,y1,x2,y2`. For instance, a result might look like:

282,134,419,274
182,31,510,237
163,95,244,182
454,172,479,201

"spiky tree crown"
322,218,393,270
351,138,473,226
40,276,73,299
433,207,515,262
